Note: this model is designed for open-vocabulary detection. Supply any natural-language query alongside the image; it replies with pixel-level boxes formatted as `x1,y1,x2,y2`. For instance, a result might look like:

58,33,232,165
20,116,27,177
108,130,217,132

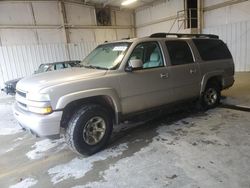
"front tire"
65,104,113,155
201,82,221,109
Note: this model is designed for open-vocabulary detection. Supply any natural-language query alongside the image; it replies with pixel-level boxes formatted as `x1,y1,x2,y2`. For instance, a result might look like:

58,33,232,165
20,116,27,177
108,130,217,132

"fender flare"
56,88,122,114
200,71,223,94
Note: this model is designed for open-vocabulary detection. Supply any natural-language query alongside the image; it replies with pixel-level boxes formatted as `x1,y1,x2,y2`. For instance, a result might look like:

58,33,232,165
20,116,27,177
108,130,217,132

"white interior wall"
203,0,250,71
136,0,250,72
0,2,34,25
204,0,250,28
0,1,134,45
135,0,186,37
32,2,61,25
0,42,99,88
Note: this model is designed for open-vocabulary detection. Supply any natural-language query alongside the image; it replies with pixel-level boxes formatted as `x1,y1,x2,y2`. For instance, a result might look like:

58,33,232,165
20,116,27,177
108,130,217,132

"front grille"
16,90,28,111
16,90,26,98
17,101,27,111
17,101,27,110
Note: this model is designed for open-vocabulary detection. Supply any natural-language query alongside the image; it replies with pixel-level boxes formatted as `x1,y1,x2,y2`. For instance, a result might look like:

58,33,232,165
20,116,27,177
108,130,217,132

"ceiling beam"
135,0,165,11
0,0,96,8
0,24,134,29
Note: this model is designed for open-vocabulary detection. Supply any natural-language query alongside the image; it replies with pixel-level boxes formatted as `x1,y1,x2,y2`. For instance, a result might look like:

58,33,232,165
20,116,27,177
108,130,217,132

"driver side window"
128,42,164,69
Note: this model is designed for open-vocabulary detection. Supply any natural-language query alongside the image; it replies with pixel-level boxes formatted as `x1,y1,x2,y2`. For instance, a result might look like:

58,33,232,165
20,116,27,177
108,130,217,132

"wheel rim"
83,116,106,145
204,88,218,106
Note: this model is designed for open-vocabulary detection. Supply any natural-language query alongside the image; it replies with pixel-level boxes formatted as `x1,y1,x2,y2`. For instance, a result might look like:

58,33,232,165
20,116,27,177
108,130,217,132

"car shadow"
109,103,207,148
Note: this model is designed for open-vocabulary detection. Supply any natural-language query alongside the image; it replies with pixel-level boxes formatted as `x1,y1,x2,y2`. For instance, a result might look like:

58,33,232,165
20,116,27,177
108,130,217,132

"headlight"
27,106,53,114
26,93,50,101
25,92,52,114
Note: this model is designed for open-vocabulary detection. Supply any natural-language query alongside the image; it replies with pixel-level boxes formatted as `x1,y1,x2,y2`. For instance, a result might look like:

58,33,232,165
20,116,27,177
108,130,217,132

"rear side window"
165,41,194,66
193,39,232,61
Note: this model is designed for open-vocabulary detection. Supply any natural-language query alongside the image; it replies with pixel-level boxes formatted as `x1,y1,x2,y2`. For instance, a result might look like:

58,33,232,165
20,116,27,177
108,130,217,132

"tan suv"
13,33,234,155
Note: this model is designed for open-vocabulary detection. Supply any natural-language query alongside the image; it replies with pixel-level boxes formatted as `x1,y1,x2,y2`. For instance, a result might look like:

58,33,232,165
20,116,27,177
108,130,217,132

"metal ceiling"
0,0,158,9
83,0,157,9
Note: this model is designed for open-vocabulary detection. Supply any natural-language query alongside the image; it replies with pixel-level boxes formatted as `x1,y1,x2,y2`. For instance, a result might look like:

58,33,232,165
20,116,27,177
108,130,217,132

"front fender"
55,88,121,113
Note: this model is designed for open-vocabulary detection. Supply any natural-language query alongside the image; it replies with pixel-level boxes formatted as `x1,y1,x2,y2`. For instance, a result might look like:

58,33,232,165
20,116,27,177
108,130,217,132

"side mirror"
125,59,143,72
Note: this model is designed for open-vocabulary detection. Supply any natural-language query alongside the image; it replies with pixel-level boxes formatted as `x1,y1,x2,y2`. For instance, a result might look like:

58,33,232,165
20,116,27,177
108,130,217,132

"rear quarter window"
193,39,232,61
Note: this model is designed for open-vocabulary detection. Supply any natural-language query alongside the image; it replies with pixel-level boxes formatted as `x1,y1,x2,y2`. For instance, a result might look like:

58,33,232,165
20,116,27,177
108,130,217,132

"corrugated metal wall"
203,20,250,72
135,0,185,37
0,2,134,45
0,42,99,87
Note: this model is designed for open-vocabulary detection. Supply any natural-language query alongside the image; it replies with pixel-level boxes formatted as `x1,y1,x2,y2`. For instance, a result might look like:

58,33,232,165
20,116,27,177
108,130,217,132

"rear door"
165,40,201,100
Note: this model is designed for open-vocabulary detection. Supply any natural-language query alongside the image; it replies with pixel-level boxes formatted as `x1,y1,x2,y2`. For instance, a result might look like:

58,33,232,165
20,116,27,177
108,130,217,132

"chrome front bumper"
13,102,63,138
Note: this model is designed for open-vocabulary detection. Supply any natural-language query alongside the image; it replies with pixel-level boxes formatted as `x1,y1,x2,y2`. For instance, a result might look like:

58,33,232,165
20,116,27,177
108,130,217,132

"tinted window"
165,41,194,66
55,63,65,70
128,42,164,69
64,63,71,68
193,39,232,61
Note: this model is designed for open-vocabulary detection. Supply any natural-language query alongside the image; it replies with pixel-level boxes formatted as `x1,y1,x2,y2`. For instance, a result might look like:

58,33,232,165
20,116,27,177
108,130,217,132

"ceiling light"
121,0,138,6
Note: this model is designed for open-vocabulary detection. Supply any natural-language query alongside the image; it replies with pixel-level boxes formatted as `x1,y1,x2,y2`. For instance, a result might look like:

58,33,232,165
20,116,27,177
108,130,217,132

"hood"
16,67,107,93
5,78,23,85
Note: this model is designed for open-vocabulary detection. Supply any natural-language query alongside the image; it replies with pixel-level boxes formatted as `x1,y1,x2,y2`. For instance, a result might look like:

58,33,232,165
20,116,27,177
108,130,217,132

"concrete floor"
0,73,250,188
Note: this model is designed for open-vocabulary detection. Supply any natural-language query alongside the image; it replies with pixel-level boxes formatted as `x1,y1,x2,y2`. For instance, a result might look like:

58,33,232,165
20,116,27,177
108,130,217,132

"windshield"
80,42,131,70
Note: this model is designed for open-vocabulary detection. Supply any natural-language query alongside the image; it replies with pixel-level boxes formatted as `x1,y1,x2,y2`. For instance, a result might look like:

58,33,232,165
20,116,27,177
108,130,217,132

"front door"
119,41,174,114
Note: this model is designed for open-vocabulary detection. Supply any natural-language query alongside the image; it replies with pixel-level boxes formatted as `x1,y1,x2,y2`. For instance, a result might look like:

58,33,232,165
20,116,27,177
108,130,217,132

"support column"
58,0,70,43
132,10,136,38
29,2,39,44
197,0,204,34
58,0,71,60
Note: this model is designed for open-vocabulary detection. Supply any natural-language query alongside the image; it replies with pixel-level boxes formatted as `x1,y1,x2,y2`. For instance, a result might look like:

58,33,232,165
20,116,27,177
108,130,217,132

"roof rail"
121,37,130,40
149,33,219,39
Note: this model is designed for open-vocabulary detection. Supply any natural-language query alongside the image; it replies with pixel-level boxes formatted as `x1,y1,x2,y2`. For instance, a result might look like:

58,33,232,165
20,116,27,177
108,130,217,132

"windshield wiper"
81,65,109,70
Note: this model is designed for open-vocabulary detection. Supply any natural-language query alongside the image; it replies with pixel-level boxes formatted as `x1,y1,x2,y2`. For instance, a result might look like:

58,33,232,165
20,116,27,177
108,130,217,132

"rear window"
193,39,232,61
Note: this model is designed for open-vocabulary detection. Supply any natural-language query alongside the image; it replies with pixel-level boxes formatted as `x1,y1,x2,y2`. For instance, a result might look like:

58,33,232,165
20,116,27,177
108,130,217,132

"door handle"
190,69,197,74
160,73,169,79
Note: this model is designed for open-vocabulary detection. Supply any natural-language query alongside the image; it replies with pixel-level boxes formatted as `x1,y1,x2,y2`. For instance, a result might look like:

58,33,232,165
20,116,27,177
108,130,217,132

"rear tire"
201,82,221,109
65,104,113,156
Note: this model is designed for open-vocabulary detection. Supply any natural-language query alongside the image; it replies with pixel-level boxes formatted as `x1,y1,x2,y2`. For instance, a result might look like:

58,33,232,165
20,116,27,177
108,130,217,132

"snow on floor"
72,134,190,188
0,104,22,135
9,178,37,188
5,142,21,153
72,109,250,188
26,138,66,160
48,143,128,184
0,135,27,156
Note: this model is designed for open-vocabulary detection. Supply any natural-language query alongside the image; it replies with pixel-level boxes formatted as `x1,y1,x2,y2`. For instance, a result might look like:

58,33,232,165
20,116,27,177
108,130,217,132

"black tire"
65,104,113,155
201,82,221,110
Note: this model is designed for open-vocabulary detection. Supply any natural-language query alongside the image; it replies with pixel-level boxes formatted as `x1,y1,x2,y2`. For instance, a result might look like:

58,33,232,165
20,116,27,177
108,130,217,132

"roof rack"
149,33,219,39
121,37,130,40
